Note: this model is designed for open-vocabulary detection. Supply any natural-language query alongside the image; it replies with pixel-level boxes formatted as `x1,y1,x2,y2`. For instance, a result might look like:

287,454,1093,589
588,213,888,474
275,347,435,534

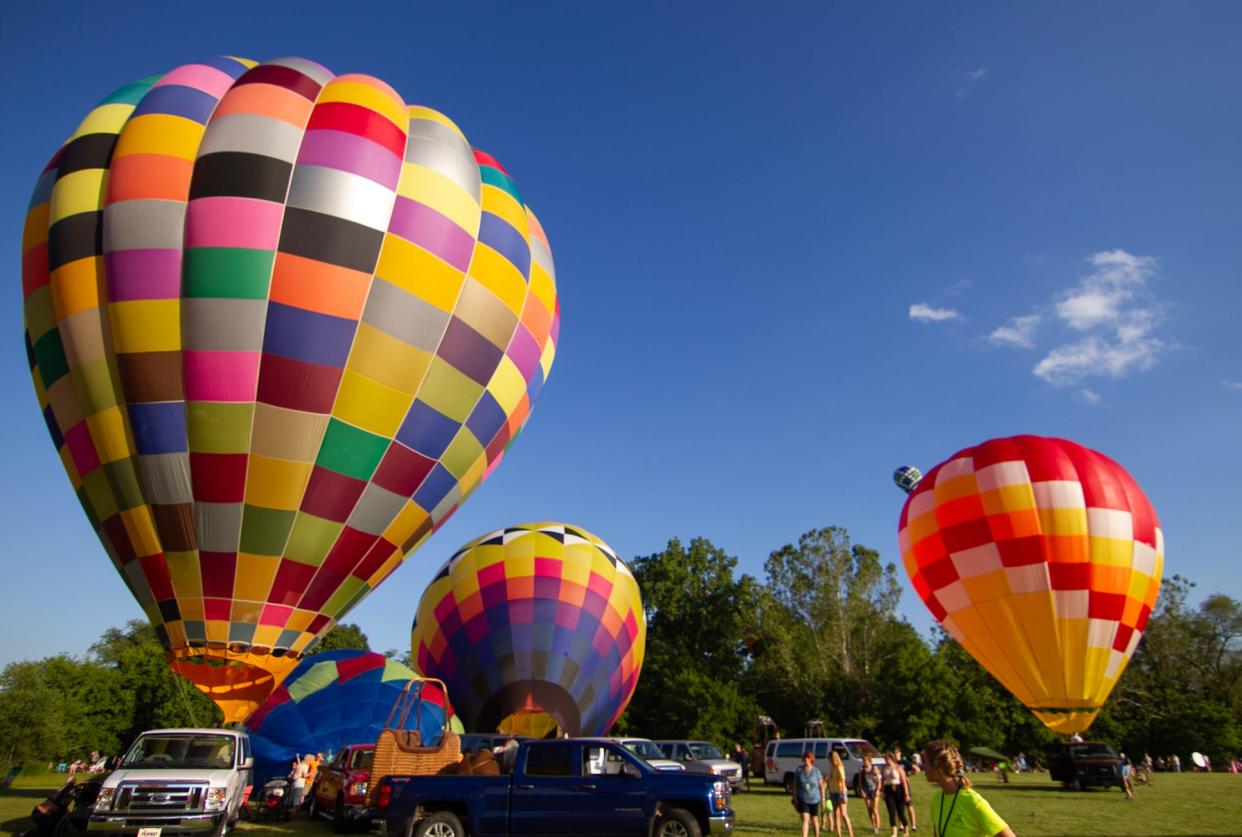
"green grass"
2,771,1237,836
729,773,1239,836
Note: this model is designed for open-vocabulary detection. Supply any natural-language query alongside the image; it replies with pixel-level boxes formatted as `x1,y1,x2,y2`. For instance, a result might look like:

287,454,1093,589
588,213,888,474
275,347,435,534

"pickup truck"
1044,740,1124,791
88,728,253,836
310,743,375,831
371,737,734,837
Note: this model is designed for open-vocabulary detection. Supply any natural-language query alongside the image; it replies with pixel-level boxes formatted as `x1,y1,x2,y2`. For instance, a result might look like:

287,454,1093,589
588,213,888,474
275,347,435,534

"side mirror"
623,763,642,779
241,757,254,770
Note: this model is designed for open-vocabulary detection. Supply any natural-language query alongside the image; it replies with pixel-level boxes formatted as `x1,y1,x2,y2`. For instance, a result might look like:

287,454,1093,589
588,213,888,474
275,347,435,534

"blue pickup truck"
370,737,734,837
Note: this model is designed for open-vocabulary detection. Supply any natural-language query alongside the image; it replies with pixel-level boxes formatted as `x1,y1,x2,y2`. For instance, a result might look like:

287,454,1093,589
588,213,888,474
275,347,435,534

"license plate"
137,828,162,837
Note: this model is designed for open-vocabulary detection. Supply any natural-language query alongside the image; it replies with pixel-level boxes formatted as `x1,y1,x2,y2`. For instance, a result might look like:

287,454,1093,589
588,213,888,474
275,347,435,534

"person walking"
921,741,1014,837
894,748,918,831
792,750,826,837
882,752,911,837
823,749,855,837
858,758,882,834
735,744,751,791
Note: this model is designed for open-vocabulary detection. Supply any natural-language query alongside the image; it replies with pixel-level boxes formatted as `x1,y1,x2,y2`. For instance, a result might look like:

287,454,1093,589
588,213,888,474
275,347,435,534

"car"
1045,741,1125,791
309,743,374,831
370,737,734,837
654,741,744,790
609,738,686,772
762,737,880,794
88,728,253,836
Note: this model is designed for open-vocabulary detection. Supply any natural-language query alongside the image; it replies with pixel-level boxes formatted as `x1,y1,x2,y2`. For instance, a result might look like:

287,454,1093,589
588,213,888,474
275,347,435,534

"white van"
763,737,880,793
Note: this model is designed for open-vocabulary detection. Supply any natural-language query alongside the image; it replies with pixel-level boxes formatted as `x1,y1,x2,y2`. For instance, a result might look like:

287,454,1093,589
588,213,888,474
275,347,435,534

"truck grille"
116,783,206,813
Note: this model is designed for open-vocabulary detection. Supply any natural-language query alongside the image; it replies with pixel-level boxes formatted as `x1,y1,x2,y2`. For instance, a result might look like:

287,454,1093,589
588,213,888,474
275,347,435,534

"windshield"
622,741,666,760
689,743,724,760
1070,744,1118,759
123,734,235,769
350,750,373,770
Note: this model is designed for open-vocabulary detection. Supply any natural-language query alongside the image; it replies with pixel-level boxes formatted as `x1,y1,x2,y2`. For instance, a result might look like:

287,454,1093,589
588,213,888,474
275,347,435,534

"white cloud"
1080,388,1102,405
956,67,990,98
1224,380,1242,391
988,314,1041,349
1054,250,1156,331
909,303,962,323
1027,250,1169,386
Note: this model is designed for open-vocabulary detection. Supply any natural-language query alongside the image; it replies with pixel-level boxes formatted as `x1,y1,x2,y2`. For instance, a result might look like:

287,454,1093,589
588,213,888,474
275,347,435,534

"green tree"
309,623,371,655
624,537,762,744
745,527,907,739
89,620,220,740
0,660,65,766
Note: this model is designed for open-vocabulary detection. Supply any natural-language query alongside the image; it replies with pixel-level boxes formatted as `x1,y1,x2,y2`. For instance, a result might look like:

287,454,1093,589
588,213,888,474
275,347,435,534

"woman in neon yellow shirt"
920,741,1016,837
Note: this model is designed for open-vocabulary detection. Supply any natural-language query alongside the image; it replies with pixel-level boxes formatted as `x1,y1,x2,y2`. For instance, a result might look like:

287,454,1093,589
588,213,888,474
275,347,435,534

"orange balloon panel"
897,435,1163,734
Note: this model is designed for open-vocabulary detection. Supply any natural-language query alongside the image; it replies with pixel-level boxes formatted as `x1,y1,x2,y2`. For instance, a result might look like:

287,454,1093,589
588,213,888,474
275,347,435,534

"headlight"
96,788,115,810
205,788,228,811
351,782,367,797
711,781,729,809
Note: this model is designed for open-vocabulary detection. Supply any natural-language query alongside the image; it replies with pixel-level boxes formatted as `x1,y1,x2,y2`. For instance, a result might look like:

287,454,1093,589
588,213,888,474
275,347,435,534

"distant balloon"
22,58,559,723
898,435,1163,734
410,523,645,737
244,649,458,784
893,465,923,494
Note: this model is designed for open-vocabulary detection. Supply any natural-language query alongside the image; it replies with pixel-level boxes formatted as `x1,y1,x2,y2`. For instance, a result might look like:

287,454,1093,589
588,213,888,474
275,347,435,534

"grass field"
3,770,1238,836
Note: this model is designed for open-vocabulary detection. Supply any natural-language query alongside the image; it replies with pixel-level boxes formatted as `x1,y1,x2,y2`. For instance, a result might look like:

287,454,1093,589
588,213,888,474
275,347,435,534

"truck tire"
655,807,702,837
211,814,230,837
332,794,347,833
783,773,795,793
415,811,466,837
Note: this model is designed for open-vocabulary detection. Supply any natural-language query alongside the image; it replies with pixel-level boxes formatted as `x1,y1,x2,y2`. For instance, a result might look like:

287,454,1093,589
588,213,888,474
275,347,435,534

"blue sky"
1,2,1238,666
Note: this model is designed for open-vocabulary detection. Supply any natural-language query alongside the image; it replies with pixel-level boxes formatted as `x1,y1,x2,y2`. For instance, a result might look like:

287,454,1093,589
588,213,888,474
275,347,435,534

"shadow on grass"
0,790,53,800
1,814,33,834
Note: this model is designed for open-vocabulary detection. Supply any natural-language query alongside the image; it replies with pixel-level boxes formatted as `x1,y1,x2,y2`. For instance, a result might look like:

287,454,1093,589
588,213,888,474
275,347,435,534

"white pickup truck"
88,728,253,837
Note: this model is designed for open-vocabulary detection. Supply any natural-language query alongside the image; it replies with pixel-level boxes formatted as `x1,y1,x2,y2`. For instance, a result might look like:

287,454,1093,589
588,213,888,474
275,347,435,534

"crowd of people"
792,742,1014,837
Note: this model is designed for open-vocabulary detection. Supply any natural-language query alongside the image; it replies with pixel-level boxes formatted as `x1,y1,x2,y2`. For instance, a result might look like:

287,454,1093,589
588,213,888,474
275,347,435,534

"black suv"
1044,741,1124,791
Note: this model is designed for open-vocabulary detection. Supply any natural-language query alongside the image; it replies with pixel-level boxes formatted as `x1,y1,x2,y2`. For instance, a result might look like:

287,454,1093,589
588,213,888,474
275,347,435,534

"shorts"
795,799,821,816
861,787,877,800
829,792,846,805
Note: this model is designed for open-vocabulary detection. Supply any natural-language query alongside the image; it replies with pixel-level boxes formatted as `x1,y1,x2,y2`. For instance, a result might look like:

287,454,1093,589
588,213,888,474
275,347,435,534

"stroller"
23,777,103,836
253,777,293,821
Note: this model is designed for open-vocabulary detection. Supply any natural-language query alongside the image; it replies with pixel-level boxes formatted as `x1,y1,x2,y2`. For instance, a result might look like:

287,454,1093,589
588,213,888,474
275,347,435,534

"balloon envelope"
893,465,923,494
22,58,559,722
898,435,1162,734
410,523,645,737
244,649,457,784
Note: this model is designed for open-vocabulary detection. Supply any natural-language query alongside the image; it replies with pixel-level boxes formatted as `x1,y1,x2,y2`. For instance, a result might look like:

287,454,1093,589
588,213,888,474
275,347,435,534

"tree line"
2,525,1238,769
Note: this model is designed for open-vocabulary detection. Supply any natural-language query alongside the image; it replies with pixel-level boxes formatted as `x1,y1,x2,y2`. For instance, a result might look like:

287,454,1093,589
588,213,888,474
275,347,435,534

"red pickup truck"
309,743,374,831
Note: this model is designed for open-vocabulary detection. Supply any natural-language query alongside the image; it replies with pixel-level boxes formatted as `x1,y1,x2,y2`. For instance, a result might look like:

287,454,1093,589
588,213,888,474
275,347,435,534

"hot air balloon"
897,435,1163,734
22,58,559,723
410,523,645,738
893,465,923,494
244,649,459,784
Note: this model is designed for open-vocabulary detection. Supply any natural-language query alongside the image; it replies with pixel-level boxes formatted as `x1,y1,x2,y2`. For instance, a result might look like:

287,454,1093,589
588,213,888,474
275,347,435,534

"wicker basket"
369,677,461,803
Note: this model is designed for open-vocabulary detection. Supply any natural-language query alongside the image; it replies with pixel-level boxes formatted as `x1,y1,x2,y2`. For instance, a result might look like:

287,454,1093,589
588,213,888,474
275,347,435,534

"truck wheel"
783,773,795,793
211,815,230,837
1072,776,1086,792
415,811,465,837
655,808,702,837
332,795,347,833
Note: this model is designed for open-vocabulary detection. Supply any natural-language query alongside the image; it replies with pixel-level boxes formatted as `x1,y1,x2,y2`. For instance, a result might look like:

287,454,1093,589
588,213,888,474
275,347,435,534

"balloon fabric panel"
897,435,1162,734
410,523,644,737
22,57,560,724
243,649,454,784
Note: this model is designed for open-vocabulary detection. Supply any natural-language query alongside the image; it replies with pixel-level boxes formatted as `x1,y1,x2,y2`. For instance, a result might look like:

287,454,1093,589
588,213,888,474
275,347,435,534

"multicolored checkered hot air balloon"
897,435,1163,734
410,523,646,738
244,649,459,784
21,57,559,724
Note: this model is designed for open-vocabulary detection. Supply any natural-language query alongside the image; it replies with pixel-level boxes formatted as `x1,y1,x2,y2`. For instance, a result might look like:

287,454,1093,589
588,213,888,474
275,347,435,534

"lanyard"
936,787,961,837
